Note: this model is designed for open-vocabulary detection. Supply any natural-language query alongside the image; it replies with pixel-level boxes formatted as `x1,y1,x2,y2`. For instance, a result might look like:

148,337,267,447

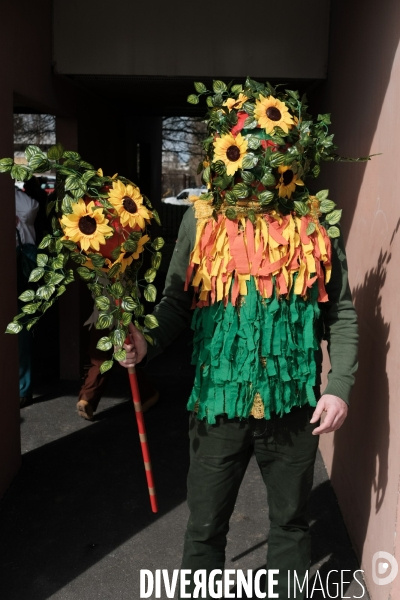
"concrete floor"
0,330,369,600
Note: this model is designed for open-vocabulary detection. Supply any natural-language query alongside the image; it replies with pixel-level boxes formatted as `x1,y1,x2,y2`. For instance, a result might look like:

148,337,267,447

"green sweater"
147,208,358,405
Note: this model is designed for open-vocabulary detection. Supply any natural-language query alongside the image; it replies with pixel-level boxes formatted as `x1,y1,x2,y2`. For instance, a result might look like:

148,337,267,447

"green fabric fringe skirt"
187,277,320,424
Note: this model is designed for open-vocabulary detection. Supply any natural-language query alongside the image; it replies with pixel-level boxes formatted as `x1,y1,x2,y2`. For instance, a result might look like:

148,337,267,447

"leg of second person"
181,415,253,597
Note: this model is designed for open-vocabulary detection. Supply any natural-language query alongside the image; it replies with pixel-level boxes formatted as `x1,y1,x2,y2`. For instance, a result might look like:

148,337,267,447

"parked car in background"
162,187,207,206
39,176,56,195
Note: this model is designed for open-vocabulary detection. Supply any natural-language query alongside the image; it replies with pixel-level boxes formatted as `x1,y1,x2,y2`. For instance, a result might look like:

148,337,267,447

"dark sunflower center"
266,106,281,121
226,145,240,161
78,215,97,235
122,196,138,214
282,170,294,186
123,252,133,259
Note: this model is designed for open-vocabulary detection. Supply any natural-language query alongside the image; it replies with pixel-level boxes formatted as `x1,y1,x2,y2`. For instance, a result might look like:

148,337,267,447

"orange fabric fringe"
185,211,332,307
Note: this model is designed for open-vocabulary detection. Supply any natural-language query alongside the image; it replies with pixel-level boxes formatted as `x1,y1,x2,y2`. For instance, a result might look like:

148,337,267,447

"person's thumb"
310,400,325,423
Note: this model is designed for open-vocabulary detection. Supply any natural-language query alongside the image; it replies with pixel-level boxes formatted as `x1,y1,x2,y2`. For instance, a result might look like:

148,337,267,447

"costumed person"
119,79,364,598
15,186,39,406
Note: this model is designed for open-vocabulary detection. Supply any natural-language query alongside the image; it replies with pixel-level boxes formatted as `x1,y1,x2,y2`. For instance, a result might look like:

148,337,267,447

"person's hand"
118,322,148,369
310,394,348,435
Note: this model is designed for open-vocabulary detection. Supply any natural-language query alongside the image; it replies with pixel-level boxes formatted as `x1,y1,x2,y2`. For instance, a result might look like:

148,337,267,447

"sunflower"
114,234,150,273
61,199,113,251
276,166,304,199
254,95,294,134
107,180,151,229
223,93,248,112
213,133,248,176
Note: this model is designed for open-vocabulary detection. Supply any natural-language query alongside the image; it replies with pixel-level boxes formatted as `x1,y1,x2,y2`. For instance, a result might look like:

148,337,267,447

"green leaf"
144,314,159,329
258,190,274,205
144,334,154,345
231,84,243,95
212,94,223,107
19,289,35,302
5,322,23,334
26,318,40,332
95,295,110,311
241,153,258,169
47,143,64,160
326,209,342,225
38,234,52,249
224,191,237,205
96,336,113,351
70,253,87,265
121,296,137,312
113,348,126,361
320,199,336,213
144,268,157,283
306,222,316,236
144,284,157,302
294,201,309,217
61,195,73,214
24,145,42,160
317,113,331,125
194,81,206,93
112,328,126,347
22,302,41,314
108,262,122,279
62,150,81,161
13,313,25,322
316,189,329,201
41,299,55,313
110,245,122,261
122,239,137,253
64,174,82,192
212,160,226,175
11,164,31,181
64,269,75,284
241,171,255,185
327,226,340,239
0,158,14,173
121,312,132,326
110,282,124,298
246,136,261,150
88,253,105,268
77,267,94,281
248,210,256,225
203,165,211,183
269,152,286,167
49,272,64,285
312,165,321,178
81,170,97,184
151,251,162,270
225,208,237,221
261,172,276,186
206,96,214,108
134,303,145,317
242,101,255,115
36,285,55,301
100,360,113,374
243,116,257,129
213,80,227,93
29,267,45,282
232,183,249,198
57,285,67,296
152,209,161,226
187,94,199,105
96,313,113,329
29,154,51,173
36,253,48,267
46,201,56,217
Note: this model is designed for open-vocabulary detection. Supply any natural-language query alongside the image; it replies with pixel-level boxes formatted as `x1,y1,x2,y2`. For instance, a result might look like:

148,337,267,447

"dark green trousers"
181,405,319,599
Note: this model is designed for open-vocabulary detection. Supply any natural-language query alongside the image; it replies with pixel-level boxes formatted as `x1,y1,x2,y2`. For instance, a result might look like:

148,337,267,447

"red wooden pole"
127,364,158,513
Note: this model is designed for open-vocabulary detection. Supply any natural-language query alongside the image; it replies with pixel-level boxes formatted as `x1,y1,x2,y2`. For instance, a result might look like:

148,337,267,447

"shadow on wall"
312,0,400,239
329,237,397,560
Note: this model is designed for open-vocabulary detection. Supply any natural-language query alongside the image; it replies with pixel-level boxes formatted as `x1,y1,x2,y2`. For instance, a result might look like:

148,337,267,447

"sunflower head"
275,166,304,199
108,180,151,230
60,199,113,252
223,93,248,112
213,133,248,176
254,95,294,135
113,234,150,273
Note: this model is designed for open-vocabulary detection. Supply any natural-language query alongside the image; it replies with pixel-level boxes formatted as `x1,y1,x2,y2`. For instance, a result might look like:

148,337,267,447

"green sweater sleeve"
321,231,359,404
146,208,196,361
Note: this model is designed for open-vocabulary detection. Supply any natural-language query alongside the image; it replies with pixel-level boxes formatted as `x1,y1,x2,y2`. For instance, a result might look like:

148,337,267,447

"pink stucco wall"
318,1,400,598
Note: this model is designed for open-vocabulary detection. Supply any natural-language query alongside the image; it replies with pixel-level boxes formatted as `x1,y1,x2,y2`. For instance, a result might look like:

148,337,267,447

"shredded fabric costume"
185,201,332,424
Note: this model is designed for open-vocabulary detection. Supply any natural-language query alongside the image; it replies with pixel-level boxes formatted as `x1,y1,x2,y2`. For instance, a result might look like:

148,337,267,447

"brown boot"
76,399,94,421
